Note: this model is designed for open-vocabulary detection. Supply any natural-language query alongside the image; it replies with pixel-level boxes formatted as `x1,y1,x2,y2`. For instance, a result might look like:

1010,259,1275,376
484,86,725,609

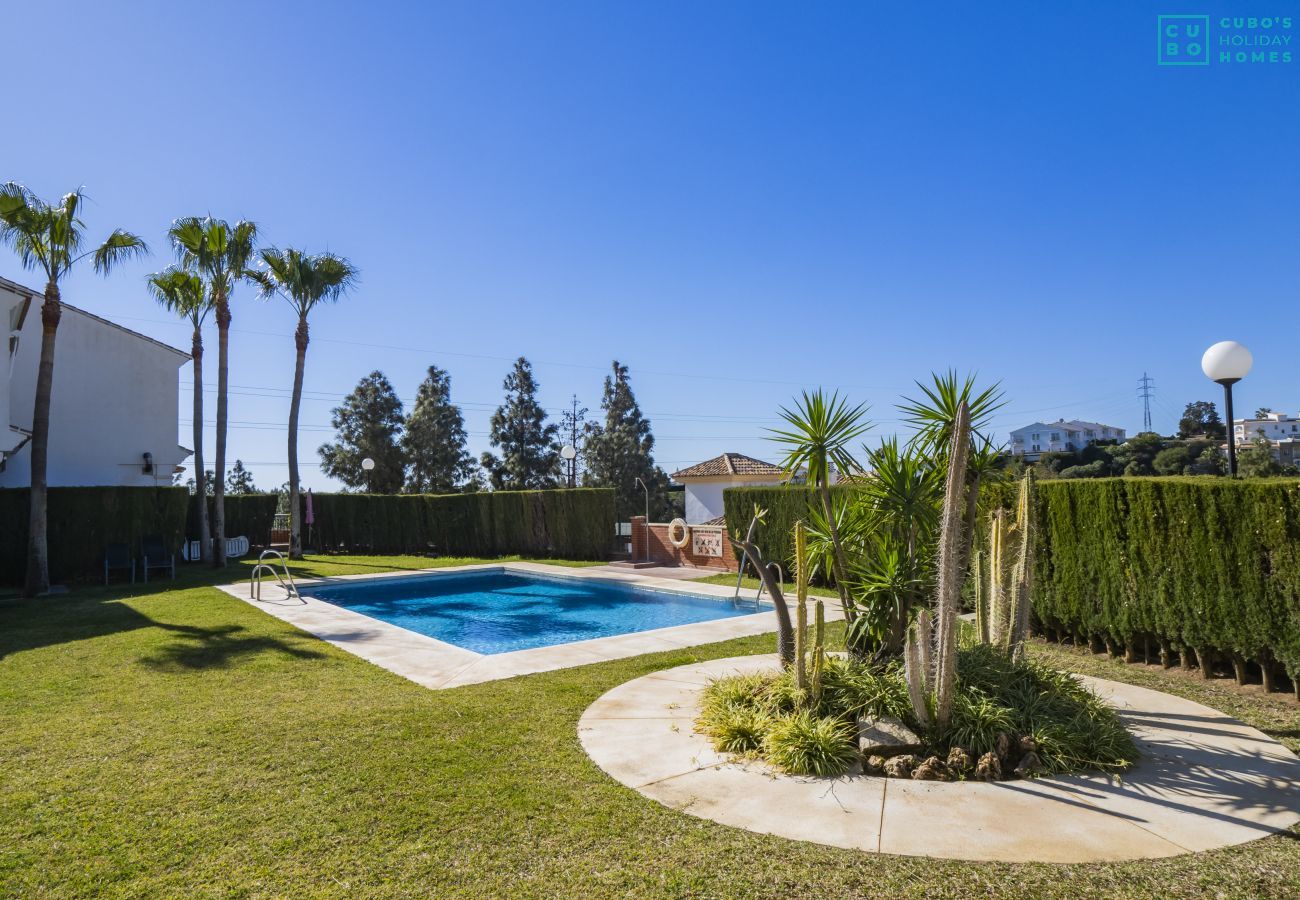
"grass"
0,556,1297,897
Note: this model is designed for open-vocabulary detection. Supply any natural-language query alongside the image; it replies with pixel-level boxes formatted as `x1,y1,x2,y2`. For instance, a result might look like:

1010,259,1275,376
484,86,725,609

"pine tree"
480,357,559,489
226,459,259,495
583,360,669,520
319,371,406,492
403,365,477,493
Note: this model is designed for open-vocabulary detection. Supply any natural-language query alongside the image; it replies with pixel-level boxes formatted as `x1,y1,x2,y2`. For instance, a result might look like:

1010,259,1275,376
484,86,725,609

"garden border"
578,655,1300,863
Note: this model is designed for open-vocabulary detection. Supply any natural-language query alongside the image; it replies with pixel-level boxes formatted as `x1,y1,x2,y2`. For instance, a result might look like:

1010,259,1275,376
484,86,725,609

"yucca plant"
770,389,871,622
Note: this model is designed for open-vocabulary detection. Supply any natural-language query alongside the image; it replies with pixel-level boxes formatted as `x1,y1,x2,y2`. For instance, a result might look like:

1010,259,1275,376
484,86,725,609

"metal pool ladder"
250,549,299,601
734,562,781,609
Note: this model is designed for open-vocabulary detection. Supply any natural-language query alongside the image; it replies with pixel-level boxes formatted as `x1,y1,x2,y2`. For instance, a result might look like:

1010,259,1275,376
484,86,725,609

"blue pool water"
307,570,761,654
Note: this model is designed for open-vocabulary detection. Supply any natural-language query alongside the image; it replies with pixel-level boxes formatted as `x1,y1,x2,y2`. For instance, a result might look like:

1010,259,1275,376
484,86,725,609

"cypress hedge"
304,488,615,560
1033,478,1300,687
722,485,862,575
186,494,280,548
0,487,189,585
724,478,1300,689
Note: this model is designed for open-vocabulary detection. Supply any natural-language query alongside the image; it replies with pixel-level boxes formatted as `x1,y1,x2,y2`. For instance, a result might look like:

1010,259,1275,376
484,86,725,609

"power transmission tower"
1137,372,1155,433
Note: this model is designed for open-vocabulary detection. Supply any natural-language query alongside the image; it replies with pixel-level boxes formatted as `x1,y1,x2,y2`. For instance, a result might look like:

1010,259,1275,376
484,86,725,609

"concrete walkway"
578,655,1300,863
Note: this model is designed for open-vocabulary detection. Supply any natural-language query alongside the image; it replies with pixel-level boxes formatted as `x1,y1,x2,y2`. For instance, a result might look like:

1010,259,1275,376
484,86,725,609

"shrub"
0,487,189,585
305,488,615,560
762,710,858,776
1032,477,1300,686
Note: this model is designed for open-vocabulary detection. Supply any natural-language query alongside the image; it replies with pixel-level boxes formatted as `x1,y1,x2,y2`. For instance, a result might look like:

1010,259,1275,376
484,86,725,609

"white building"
1009,419,1127,462
670,453,787,524
0,275,191,487
1233,411,1300,467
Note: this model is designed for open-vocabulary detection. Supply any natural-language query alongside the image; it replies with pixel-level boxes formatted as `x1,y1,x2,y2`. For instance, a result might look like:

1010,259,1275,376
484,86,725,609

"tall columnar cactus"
904,400,971,734
793,521,810,695
983,468,1036,659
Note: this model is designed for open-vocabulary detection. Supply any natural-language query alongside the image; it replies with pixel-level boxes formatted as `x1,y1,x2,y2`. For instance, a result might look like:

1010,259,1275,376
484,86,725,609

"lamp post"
361,456,375,493
560,445,577,488
1201,341,1253,477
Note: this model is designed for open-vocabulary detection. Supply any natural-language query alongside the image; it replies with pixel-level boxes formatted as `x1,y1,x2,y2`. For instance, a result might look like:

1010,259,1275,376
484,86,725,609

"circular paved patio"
578,654,1300,863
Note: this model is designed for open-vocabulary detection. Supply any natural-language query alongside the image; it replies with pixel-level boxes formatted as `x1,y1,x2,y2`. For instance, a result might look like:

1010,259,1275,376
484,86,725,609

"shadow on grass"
0,583,324,671
139,621,324,671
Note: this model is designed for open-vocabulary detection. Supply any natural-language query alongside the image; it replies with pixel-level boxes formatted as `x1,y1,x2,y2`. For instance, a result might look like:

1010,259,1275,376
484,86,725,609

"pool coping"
217,562,841,690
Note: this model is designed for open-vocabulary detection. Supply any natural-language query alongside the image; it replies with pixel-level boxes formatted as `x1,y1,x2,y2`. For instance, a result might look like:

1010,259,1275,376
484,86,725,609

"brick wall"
630,516,739,572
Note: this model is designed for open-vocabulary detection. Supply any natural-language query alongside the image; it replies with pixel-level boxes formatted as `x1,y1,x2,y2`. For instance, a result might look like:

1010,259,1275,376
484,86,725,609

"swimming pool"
307,569,763,655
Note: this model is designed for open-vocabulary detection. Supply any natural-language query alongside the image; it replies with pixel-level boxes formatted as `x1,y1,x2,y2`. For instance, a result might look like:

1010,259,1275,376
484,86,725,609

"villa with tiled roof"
670,453,788,524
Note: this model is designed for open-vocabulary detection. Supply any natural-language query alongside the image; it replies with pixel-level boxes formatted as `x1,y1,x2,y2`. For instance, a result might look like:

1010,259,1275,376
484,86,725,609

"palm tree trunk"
192,327,211,563
212,293,229,567
288,315,308,560
23,282,60,597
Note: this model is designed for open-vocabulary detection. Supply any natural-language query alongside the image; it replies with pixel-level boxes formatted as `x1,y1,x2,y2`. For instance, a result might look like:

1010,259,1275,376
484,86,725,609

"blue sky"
5,2,1297,490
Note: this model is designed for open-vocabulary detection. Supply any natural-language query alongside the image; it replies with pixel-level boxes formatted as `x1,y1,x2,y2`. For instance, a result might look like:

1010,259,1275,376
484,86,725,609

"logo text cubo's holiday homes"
1158,15,1294,66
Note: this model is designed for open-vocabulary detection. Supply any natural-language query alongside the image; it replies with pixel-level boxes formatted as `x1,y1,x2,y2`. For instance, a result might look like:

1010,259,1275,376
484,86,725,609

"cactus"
983,468,1036,659
903,401,971,734
811,598,825,703
793,521,810,695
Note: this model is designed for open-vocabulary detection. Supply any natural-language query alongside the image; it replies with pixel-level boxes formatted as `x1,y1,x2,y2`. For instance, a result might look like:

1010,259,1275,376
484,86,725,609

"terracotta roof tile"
671,452,785,480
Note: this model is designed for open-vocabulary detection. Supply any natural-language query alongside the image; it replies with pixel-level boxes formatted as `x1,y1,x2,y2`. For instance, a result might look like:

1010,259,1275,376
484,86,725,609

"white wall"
0,300,190,487
0,287,28,454
682,475,786,524
684,482,727,524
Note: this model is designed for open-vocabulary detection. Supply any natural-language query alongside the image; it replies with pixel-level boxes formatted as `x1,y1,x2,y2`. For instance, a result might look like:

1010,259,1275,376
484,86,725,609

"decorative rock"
857,716,923,757
911,755,948,781
1018,735,1038,754
1014,750,1045,779
974,751,1002,781
863,754,887,775
882,754,918,779
945,745,973,774
994,731,1013,763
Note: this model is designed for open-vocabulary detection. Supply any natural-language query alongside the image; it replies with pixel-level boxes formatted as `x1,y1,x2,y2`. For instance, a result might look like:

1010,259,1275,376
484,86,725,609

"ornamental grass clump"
762,710,858,776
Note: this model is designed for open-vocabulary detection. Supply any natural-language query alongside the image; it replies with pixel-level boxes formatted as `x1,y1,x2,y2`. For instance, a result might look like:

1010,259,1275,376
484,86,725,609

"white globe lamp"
1200,341,1252,476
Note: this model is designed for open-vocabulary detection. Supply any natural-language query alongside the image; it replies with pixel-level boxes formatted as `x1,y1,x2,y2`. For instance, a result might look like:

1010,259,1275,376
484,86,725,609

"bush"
762,710,858,776
722,485,862,577
305,488,615,560
700,646,1137,779
1032,477,1300,684
0,487,189,585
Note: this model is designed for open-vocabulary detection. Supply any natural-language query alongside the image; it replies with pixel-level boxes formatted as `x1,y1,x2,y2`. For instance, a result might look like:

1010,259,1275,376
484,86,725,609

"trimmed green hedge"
186,494,280,548
722,485,862,572
305,488,615,560
0,487,189,585
1033,478,1300,682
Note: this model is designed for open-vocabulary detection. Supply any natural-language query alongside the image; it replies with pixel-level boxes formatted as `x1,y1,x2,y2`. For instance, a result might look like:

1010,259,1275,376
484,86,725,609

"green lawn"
1,556,1297,897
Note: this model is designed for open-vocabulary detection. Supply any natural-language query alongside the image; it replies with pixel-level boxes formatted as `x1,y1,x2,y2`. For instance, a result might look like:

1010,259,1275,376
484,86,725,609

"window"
1032,432,1040,441
1032,444,1041,452
1051,432,1061,441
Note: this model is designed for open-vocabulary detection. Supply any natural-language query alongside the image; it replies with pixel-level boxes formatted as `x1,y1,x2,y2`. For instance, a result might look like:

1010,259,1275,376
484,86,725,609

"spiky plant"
793,520,809,695
982,468,1037,659
903,400,971,734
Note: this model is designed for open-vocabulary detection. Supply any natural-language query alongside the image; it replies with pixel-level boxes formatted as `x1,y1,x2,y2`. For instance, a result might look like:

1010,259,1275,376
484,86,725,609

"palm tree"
147,267,213,562
168,217,258,567
770,389,871,619
251,248,357,559
0,184,147,596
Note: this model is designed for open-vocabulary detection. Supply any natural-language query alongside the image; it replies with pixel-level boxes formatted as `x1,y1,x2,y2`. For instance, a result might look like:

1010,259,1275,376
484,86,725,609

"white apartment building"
0,275,192,487
1009,419,1127,462
1233,411,1300,467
